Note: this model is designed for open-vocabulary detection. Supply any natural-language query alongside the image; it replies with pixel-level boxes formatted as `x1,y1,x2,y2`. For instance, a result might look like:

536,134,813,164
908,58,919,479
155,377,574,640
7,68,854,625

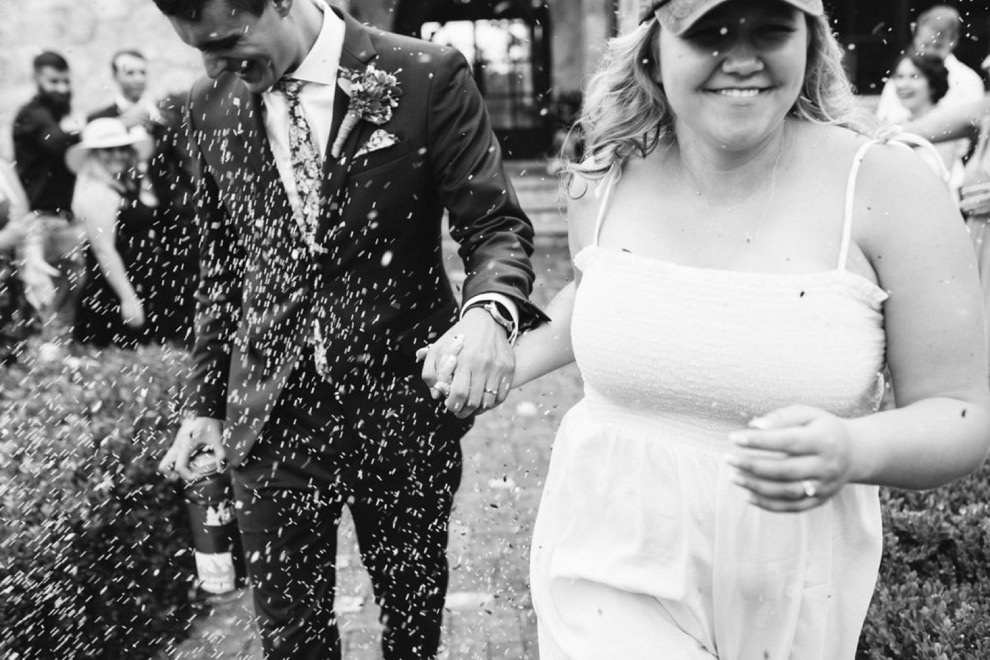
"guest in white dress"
497,0,990,657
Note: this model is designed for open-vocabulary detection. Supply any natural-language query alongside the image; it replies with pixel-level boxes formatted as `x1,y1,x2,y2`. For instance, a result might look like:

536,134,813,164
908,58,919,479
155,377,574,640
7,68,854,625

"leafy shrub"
0,339,197,659
858,464,990,659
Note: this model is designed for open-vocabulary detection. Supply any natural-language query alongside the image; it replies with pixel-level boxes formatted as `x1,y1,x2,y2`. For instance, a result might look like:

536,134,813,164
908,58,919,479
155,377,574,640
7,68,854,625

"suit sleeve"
426,48,549,331
187,130,244,420
13,106,79,157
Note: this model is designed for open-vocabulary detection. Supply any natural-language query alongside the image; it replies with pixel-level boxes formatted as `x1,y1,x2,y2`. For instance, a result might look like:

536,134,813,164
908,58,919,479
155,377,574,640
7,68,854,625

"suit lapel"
218,83,271,177
318,9,378,243
325,9,377,162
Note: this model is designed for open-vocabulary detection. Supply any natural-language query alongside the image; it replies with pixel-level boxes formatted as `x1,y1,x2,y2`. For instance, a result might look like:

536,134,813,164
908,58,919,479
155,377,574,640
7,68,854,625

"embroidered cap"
640,0,824,32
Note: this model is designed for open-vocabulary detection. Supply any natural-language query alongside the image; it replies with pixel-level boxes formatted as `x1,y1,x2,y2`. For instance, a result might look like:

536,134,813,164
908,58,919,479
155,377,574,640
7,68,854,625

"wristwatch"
469,301,516,342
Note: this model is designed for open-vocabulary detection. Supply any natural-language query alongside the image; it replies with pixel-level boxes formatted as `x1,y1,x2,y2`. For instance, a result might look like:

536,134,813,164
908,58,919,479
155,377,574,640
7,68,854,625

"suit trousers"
231,356,464,660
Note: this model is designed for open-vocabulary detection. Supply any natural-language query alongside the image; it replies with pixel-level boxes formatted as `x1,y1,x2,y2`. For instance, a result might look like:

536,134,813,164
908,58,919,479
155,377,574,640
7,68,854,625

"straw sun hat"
65,117,153,174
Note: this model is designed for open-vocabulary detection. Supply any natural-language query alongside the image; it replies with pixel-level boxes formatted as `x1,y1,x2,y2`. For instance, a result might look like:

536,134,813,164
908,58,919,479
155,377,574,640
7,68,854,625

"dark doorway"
394,0,553,159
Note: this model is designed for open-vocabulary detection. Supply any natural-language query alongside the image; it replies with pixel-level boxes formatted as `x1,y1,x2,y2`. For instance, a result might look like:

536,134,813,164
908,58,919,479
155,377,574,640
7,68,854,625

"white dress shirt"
262,0,343,220
114,94,162,125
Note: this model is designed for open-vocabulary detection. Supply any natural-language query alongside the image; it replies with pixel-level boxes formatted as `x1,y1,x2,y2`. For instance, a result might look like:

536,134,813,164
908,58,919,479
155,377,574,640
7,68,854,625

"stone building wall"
0,0,208,158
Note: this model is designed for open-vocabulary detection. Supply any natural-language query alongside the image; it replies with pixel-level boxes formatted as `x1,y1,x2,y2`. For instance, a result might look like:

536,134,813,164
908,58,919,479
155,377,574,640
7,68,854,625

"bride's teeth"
719,89,761,98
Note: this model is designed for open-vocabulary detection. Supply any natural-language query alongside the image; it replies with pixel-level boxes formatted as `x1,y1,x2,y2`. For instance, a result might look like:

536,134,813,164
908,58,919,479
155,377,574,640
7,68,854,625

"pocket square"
355,129,399,158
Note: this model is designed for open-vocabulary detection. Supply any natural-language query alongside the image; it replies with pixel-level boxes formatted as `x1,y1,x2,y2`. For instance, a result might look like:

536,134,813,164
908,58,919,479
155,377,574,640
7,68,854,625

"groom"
153,0,545,657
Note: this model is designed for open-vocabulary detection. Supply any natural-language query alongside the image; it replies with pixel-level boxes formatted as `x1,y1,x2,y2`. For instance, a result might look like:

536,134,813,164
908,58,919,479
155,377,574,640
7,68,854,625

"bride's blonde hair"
568,12,874,184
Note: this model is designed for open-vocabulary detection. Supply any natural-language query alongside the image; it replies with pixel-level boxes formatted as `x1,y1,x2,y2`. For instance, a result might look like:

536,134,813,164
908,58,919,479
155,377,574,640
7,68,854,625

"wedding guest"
885,53,961,181
88,50,161,130
875,5,984,125
66,118,157,349
89,53,200,345
494,1,990,657
12,51,85,332
876,5,984,192
0,161,55,362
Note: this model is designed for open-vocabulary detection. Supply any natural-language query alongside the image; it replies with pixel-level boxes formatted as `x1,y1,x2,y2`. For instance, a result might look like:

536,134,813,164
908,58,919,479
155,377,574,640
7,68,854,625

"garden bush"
859,464,990,659
0,339,198,659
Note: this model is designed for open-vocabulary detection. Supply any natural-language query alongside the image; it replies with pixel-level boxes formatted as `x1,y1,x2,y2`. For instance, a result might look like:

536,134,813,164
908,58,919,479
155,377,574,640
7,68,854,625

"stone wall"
0,0,211,158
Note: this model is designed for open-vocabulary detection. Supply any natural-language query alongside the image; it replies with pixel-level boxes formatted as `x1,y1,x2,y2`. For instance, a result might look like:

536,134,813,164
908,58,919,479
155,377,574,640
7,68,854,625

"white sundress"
531,142,889,659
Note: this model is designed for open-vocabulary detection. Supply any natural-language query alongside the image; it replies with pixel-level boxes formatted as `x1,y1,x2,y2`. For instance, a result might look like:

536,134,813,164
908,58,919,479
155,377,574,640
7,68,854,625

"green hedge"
859,464,990,659
0,339,198,659
2,335,990,658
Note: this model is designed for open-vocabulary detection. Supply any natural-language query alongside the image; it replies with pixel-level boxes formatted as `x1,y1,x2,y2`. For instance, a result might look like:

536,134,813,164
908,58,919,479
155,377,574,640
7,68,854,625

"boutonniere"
331,64,402,159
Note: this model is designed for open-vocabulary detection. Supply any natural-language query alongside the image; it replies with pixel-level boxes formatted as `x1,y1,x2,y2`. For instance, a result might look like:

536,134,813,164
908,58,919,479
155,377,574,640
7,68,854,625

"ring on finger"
483,388,498,395
800,479,819,499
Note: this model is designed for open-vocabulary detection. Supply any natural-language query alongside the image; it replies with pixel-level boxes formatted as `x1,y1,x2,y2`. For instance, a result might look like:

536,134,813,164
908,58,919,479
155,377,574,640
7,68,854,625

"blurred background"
0,0,987,161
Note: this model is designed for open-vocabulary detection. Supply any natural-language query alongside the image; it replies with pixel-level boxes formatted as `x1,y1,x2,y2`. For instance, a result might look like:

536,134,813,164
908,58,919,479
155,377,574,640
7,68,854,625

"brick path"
162,165,578,660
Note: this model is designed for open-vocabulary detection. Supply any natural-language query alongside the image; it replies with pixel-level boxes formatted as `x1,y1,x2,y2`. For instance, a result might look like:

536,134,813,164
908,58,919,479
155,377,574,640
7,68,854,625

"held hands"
158,417,226,481
20,259,58,311
725,405,857,513
417,308,515,418
120,295,145,328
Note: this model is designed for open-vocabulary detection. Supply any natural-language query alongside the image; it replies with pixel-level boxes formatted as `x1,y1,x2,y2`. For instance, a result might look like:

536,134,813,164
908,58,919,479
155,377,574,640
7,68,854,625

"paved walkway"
162,165,577,659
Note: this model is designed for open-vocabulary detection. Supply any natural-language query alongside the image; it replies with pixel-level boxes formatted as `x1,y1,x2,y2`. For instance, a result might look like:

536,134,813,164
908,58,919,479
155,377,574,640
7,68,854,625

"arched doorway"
394,0,553,159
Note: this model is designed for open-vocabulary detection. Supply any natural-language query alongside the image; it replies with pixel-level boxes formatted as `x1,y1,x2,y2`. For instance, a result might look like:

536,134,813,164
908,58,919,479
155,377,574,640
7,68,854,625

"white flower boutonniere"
331,64,402,159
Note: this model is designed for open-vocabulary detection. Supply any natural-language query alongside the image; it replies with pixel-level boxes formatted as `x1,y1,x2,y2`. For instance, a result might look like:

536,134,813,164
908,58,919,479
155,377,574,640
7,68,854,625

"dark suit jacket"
86,104,119,123
12,95,79,214
186,9,546,465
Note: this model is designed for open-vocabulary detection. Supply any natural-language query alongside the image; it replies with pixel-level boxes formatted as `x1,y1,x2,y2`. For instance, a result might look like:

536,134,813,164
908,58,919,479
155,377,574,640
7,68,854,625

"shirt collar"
288,0,344,87
115,94,137,112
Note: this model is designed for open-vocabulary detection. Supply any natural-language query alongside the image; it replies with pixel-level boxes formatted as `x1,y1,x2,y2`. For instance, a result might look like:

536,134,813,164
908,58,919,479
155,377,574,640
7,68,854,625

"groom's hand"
158,416,226,481
421,309,514,418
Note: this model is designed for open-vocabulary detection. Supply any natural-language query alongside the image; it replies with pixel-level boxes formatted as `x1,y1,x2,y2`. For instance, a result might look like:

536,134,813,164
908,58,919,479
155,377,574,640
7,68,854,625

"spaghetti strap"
838,140,878,272
592,164,621,247
838,131,950,270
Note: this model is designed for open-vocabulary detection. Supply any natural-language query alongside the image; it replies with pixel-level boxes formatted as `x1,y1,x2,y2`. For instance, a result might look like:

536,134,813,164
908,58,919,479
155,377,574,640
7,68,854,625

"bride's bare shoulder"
563,165,614,254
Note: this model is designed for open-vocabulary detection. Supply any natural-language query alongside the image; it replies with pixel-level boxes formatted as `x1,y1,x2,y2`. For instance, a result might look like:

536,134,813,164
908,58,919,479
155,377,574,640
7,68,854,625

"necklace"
678,129,790,244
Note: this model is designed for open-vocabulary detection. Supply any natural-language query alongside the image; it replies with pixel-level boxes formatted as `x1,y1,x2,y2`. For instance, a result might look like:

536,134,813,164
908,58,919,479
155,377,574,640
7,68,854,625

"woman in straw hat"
66,117,157,348
502,0,990,656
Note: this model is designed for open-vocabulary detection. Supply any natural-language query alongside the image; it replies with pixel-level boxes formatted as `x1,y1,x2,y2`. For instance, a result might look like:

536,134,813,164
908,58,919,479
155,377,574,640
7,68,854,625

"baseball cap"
640,0,824,33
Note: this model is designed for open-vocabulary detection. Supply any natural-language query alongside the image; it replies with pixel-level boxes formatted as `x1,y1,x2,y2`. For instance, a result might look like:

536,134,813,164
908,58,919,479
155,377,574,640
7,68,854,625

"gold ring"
484,388,498,395
801,479,818,498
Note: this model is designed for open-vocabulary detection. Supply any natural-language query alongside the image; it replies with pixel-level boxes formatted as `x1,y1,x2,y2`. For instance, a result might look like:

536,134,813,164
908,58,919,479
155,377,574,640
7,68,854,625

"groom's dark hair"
152,0,267,21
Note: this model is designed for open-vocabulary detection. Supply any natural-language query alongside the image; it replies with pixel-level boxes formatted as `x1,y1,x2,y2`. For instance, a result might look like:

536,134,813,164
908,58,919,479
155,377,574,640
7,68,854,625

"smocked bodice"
572,245,887,431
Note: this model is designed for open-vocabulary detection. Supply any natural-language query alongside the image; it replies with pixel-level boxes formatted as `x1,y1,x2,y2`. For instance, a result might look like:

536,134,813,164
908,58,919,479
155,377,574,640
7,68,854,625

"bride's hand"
121,295,146,328
724,405,858,513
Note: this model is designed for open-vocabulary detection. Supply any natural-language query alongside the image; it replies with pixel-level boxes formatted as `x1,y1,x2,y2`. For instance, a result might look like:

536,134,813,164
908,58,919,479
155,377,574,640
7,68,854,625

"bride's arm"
511,280,577,388
511,171,601,388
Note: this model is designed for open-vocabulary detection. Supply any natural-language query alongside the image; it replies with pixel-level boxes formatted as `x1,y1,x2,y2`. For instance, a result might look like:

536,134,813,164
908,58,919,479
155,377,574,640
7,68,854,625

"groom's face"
168,0,294,93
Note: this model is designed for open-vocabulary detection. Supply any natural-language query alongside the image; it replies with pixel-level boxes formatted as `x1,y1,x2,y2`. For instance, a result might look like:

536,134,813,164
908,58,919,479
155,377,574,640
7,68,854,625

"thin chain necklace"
678,127,790,244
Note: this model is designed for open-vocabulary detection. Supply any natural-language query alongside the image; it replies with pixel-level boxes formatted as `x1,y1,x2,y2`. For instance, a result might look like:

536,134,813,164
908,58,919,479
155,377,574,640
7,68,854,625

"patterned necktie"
273,78,331,378
273,78,326,256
